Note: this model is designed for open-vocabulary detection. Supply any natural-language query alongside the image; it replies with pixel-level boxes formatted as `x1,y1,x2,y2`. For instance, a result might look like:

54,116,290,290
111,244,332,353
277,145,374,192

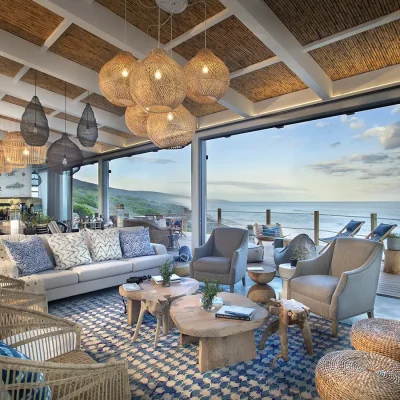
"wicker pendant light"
99,51,137,107
20,71,49,146
3,131,28,166
23,144,47,165
147,105,195,149
185,48,230,104
130,48,187,114
125,105,149,138
77,102,98,147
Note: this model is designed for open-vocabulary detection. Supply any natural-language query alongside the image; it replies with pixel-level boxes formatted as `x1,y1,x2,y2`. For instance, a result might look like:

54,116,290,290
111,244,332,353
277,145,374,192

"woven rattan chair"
0,274,25,289
0,305,130,400
254,223,286,245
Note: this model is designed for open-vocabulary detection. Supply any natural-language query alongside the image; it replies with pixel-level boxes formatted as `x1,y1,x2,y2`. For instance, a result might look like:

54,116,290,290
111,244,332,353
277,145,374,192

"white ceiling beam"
0,74,128,141
41,19,72,52
197,110,244,130
13,66,30,83
124,136,151,147
163,8,234,51
230,56,280,79
219,88,254,117
303,10,400,52
220,0,333,100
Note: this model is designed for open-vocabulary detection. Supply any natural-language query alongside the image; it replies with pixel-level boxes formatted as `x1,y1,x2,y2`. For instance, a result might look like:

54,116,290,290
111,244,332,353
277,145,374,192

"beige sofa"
0,227,172,301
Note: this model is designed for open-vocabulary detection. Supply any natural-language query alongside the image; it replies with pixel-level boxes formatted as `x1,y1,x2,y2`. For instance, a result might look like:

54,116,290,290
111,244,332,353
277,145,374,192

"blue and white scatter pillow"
0,341,51,399
3,236,54,277
119,228,155,258
262,224,281,237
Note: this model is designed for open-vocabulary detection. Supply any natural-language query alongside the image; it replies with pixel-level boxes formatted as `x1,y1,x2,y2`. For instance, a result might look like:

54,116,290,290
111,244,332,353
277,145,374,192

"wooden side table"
247,266,276,303
259,299,313,368
384,249,400,274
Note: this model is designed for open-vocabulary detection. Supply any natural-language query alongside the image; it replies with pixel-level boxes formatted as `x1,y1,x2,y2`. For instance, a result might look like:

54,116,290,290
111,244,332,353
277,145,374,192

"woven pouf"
315,350,400,400
351,318,400,362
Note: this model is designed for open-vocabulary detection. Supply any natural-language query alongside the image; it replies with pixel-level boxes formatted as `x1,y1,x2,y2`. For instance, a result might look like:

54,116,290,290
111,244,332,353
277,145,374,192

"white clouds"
330,142,341,148
349,154,389,164
316,121,330,128
207,181,306,192
356,122,400,150
391,105,400,114
340,114,364,129
270,135,282,140
340,115,348,123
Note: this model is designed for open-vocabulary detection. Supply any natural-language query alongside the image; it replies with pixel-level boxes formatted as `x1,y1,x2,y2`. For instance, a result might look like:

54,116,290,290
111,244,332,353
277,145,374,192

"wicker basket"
315,350,400,400
351,318,400,362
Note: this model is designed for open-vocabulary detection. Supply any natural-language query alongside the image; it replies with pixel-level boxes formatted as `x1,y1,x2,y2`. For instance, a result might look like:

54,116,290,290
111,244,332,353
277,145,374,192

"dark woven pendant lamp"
47,84,83,174
20,71,49,146
77,97,98,147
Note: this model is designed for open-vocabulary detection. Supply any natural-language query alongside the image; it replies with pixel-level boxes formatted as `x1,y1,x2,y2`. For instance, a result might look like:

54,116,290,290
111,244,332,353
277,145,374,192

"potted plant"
247,224,254,236
387,233,400,251
201,279,222,312
290,247,311,267
158,261,176,287
21,212,38,235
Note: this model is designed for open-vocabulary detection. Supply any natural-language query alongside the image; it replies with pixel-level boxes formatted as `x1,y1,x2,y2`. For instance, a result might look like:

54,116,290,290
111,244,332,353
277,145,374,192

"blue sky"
75,103,400,202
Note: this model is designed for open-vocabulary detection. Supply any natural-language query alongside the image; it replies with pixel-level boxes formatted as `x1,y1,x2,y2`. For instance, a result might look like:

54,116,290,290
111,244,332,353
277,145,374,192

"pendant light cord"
158,6,160,48
124,0,127,51
204,0,207,49
64,82,67,157
34,70,37,128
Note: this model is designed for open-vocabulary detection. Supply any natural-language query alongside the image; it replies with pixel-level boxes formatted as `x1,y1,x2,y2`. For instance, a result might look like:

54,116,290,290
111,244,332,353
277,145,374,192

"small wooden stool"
259,298,313,367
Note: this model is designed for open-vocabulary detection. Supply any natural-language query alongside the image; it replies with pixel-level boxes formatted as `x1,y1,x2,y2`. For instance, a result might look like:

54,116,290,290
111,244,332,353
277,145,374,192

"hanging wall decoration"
125,105,149,138
20,71,49,146
77,100,98,147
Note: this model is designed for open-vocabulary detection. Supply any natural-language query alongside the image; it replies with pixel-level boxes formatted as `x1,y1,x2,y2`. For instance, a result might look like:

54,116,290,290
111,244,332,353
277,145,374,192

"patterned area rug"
49,288,352,400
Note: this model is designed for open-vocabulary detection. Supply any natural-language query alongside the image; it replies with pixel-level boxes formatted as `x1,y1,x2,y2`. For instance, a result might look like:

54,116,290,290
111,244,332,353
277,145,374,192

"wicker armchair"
0,274,25,289
124,218,172,247
0,305,130,400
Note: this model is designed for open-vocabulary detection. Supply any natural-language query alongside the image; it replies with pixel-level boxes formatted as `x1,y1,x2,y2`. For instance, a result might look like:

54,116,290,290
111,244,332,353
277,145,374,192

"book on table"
151,274,182,284
215,305,256,321
247,266,264,271
122,283,141,291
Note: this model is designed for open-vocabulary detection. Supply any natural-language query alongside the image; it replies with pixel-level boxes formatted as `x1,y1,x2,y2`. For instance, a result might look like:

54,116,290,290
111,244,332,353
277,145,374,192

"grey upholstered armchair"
190,227,249,293
288,238,383,336
274,233,317,266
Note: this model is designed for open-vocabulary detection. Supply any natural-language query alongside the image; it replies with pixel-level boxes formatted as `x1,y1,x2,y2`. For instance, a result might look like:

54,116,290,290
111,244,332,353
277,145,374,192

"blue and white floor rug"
49,288,352,400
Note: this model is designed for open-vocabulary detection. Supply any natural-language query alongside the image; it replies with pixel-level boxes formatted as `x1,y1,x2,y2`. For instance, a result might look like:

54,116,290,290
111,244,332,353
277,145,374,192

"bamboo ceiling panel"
310,20,400,81
0,115,20,124
100,126,132,138
54,113,81,124
264,0,400,46
95,0,225,45
174,16,275,73
0,0,64,46
183,98,227,117
2,95,55,115
81,93,126,116
0,55,24,78
49,24,123,72
230,62,308,102
20,69,87,99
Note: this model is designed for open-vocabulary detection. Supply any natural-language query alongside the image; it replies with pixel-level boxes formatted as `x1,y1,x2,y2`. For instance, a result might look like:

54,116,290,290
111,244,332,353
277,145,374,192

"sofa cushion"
37,234,56,265
85,229,122,262
119,228,155,258
128,254,173,273
36,269,79,290
70,260,132,282
3,236,54,276
0,234,25,261
47,232,92,270
192,256,231,274
290,275,340,304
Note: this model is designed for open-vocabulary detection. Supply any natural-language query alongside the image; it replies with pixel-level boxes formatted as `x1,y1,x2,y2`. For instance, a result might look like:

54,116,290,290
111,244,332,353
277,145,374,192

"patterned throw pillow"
119,228,155,258
47,232,92,270
3,236,54,277
86,229,122,262
262,224,282,237
0,341,51,399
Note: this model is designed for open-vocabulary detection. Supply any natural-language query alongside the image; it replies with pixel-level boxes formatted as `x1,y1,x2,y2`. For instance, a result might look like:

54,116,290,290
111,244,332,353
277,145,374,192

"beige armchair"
288,238,383,336
190,227,249,293
0,305,130,400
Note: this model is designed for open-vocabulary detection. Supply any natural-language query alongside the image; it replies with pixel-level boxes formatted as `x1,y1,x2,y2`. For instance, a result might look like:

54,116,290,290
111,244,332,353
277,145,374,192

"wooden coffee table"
170,292,269,372
119,277,199,347
247,266,276,303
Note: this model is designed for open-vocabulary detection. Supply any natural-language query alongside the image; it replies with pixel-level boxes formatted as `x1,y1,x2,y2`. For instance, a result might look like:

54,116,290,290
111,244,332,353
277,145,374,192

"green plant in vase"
158,261,176,287
202,279,223,311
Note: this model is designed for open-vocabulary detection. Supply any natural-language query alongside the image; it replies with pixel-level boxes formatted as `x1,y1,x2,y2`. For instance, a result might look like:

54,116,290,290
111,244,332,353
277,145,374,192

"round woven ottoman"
315,350,400,400
351,318,400,361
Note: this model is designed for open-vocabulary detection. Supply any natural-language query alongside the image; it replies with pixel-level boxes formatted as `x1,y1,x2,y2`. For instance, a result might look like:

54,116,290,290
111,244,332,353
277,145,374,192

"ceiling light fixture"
77,92,98,147
125,105,149,138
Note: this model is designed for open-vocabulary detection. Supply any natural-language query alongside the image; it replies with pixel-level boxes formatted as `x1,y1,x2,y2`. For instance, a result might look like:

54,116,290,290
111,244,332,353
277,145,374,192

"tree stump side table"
384,249,400,274
247,266,276,303
259,298,313,368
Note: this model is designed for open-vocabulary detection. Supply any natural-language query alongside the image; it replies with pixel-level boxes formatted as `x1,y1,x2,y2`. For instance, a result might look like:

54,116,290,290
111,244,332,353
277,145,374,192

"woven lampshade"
130,48,187,114
77,103,98,147
3,131,28,166
23,144,47,165
125,105,149,138
47,133,83,174
147,105,196,149
184,49,230,104
20,95,50,146
99,51,136,107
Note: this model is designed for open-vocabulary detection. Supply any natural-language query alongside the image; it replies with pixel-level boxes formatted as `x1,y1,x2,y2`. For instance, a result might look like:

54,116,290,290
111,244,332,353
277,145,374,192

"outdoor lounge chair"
319,220,365,253
365,223,397,243
254,223,286,245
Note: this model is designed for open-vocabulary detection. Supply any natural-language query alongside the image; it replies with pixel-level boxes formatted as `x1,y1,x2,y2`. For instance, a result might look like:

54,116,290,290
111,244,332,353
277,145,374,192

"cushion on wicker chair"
50,350,96,364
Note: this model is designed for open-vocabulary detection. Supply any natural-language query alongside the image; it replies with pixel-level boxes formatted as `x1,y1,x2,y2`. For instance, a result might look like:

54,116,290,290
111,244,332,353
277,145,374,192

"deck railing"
213,208,400,245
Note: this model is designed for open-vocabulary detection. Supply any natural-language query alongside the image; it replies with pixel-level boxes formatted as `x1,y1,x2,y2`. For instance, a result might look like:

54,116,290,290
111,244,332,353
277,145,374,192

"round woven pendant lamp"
23,144,47,165
99,51,136,107
47,133,83,174
184,49,230,104
77,103,98,147
125,105,149,138
20,95,50,146
130,48,187,114
3,131,28,166
147,105,196,149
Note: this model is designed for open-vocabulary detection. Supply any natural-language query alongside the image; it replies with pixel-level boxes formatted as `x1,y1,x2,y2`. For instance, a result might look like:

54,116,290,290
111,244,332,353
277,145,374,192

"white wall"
0,166,32,197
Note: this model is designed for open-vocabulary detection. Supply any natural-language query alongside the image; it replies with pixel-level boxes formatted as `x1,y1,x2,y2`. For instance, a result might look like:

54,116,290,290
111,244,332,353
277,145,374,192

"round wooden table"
119,277,199,347
170,292,269,372
247,266,276,303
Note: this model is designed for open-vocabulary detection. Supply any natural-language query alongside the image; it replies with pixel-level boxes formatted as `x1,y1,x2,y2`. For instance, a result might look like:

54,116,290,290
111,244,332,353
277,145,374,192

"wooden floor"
377,267,400,299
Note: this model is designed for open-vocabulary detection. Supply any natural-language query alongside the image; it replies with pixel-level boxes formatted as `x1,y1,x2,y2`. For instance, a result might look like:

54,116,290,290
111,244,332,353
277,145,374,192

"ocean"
206,201,400,238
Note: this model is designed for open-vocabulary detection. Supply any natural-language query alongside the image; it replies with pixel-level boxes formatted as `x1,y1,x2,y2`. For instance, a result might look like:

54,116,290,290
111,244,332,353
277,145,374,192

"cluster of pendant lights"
98,1,230,149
